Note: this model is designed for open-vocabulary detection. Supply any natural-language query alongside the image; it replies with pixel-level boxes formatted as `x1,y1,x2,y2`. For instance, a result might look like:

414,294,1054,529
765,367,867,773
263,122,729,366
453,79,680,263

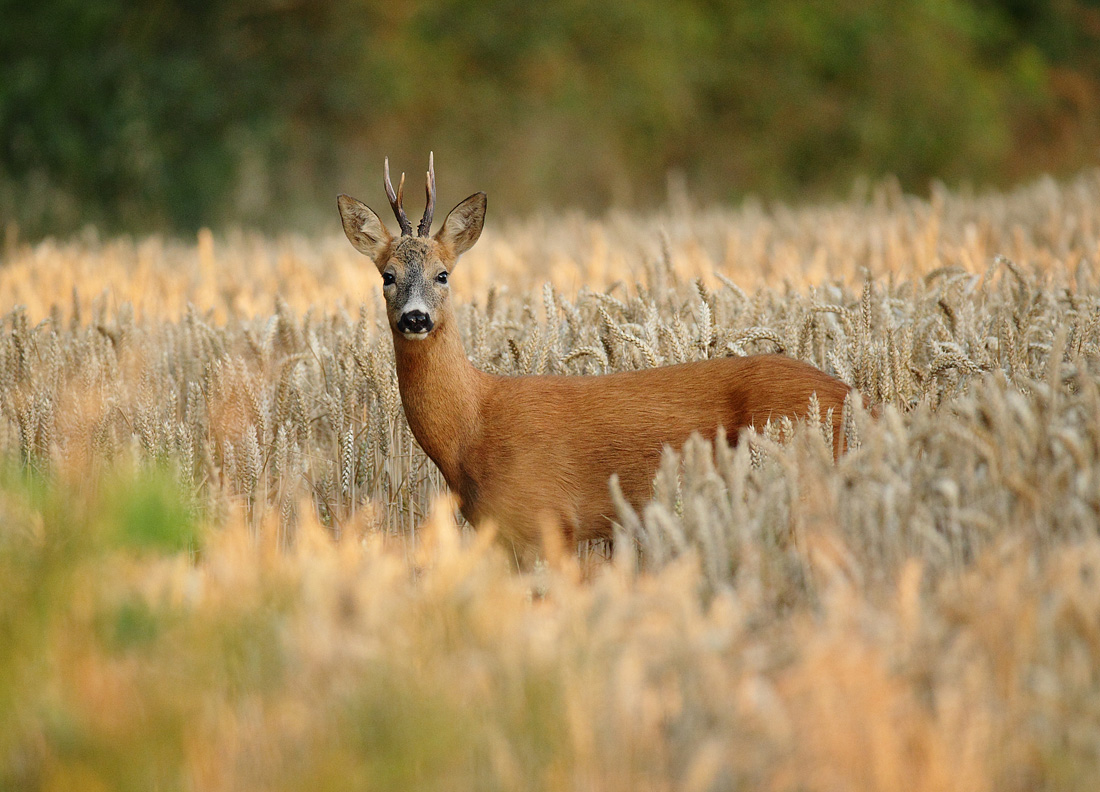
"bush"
1,0,1098,237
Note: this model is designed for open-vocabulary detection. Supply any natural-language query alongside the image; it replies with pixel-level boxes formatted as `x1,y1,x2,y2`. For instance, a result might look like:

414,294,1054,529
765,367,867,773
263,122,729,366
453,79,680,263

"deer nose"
398,309,433,334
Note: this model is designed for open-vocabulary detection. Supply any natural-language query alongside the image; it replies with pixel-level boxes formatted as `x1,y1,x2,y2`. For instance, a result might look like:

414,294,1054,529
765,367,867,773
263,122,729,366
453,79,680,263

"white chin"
401,331,429,341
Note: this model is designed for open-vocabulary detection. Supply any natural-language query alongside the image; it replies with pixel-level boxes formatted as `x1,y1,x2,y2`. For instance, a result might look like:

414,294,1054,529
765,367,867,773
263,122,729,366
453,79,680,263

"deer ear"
435,192,486,258
338,194,392,268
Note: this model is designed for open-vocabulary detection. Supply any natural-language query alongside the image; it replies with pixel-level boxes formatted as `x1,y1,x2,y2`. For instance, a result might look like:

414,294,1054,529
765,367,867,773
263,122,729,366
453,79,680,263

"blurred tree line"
2,0,1098,238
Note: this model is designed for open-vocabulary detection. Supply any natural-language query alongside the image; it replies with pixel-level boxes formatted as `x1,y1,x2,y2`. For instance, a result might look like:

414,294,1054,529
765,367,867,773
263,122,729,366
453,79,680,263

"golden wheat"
1,171,1099,790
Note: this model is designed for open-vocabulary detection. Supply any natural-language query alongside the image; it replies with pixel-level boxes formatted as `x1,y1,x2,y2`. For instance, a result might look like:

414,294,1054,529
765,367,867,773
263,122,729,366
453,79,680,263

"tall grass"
1,171,1099,790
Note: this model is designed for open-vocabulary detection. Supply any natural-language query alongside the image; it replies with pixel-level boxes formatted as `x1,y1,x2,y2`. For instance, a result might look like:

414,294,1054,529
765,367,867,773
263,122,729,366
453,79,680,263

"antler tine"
418,151,436,237
383,156,413,236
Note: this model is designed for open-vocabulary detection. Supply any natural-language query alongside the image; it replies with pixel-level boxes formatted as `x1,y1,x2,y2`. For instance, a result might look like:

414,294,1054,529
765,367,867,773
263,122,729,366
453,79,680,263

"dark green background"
2,0,1098,238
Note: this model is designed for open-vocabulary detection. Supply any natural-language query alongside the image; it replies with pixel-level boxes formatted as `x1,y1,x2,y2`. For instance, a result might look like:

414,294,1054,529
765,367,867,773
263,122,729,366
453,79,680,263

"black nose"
397,310,433,334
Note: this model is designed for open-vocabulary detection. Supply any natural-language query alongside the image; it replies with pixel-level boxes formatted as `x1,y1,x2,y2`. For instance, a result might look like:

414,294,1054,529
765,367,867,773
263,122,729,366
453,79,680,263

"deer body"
339,155,851,556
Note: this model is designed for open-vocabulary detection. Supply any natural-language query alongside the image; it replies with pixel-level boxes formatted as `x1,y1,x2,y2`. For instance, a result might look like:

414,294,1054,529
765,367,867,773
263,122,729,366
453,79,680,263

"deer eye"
382,272,396,286
435,271,448,285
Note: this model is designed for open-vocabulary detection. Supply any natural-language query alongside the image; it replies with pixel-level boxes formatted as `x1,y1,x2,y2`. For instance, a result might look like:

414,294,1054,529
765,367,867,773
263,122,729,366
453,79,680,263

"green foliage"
104,469,200,554
101,598,163,651
2,0,1098,238
0,470,179,789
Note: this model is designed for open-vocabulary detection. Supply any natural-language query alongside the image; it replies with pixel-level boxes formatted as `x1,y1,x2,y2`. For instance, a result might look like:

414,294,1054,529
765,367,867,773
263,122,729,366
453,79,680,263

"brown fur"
394,314,849,555
338,169,852,559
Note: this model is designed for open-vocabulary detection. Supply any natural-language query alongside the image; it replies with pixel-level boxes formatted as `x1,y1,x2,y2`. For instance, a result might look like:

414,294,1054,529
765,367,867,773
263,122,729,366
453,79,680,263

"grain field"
2,172,1100,791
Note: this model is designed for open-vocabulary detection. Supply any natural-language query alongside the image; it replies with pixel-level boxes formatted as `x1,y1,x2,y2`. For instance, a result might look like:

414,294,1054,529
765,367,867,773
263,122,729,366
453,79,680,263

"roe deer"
338,154,852,559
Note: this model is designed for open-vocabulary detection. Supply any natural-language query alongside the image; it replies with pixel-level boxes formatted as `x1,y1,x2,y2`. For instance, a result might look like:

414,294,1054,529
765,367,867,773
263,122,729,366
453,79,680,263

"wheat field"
2,171,1100,790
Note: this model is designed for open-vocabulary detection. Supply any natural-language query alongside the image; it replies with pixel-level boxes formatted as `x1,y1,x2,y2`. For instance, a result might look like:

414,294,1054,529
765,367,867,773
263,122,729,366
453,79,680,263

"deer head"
338,153,487,340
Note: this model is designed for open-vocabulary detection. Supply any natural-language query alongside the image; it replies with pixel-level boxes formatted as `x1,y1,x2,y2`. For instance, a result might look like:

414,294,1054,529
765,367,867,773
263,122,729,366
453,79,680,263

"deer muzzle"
397,309,433,336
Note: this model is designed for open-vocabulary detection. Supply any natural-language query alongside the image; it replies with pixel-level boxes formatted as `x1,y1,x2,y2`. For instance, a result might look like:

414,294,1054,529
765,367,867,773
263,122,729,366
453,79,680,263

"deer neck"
392,311,488,485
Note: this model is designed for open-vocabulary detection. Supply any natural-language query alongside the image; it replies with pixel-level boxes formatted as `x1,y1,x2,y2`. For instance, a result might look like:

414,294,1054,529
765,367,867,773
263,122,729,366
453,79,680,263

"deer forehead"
389,237,445,272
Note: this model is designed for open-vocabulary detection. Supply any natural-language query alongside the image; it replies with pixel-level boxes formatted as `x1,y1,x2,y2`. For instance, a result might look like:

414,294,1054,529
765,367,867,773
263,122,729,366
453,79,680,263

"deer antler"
384,157,413,236
418,151,436,237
